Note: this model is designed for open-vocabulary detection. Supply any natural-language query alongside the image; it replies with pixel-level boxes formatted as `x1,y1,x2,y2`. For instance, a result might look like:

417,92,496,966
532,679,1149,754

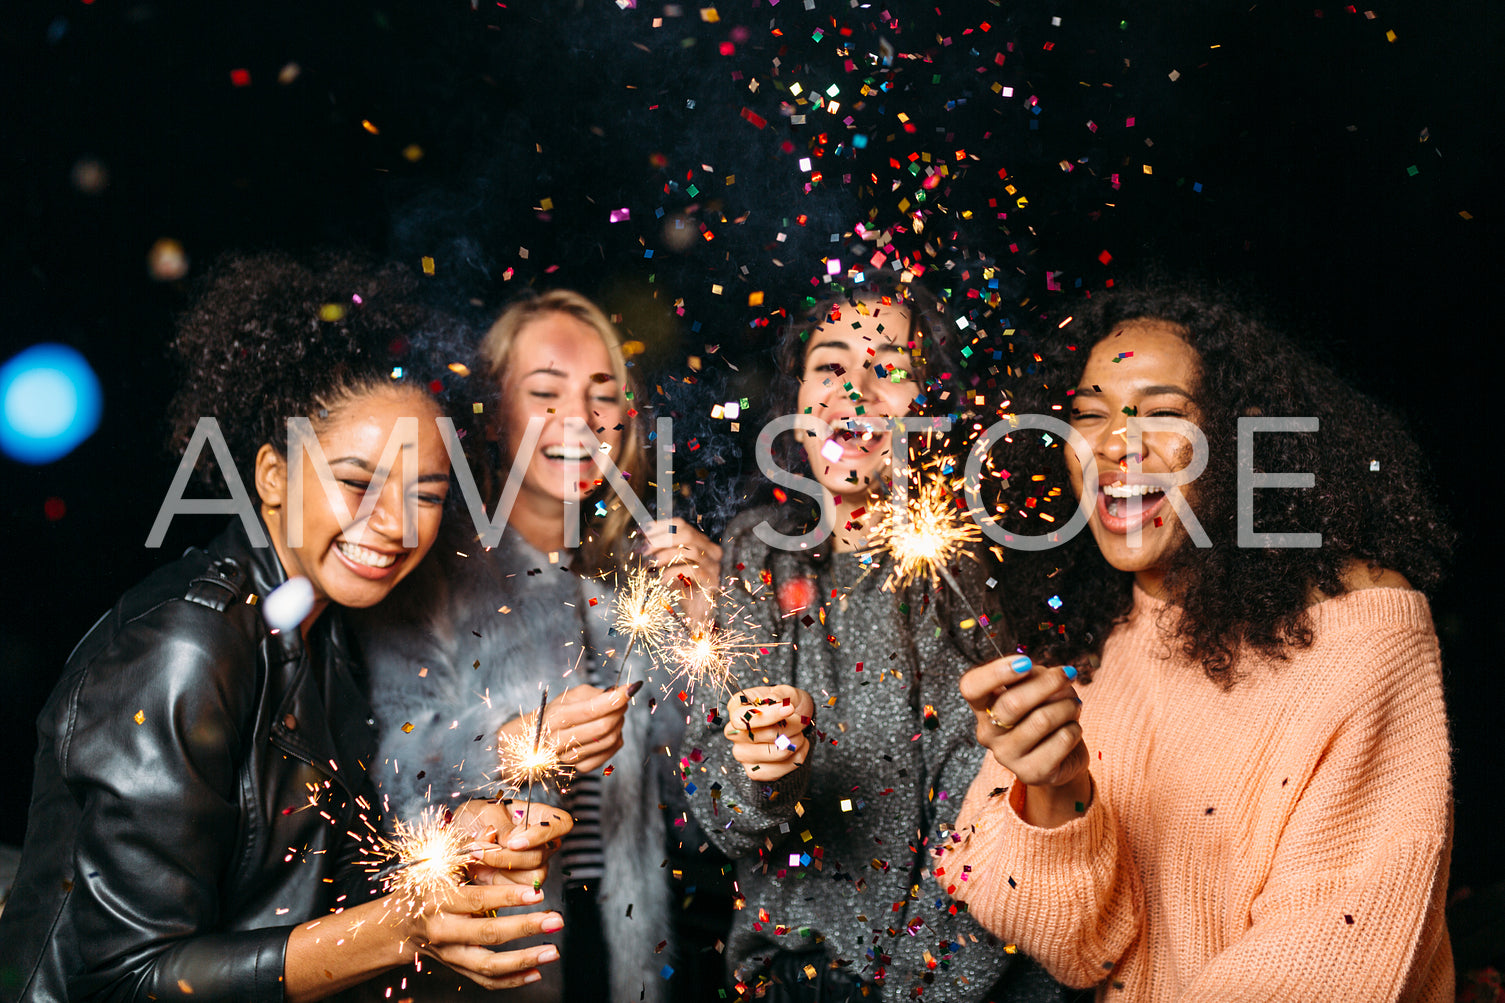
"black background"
2,0,1497,921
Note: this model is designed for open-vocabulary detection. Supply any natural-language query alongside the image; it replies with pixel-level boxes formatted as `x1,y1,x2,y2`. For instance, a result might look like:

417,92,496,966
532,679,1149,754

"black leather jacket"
0,521,381,1003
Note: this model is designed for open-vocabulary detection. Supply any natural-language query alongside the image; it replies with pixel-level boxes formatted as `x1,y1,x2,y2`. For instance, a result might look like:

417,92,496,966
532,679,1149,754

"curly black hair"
167,250,480,497
992,278,1454,682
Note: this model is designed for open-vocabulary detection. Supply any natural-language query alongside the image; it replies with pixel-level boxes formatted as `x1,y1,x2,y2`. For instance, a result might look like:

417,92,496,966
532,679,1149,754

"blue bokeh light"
0,343,103,464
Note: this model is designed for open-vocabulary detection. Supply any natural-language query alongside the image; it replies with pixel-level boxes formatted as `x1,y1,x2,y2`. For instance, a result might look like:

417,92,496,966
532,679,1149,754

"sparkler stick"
525,688,548,826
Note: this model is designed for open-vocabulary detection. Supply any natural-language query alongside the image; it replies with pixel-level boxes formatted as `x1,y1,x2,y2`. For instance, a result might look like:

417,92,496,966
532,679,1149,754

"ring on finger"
986,707,1013,732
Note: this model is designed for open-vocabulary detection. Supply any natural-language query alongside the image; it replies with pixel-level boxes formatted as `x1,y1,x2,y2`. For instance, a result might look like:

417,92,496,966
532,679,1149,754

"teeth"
1102,483,1165,498
837,418,888,440
337,541,397,568
543,446,592,461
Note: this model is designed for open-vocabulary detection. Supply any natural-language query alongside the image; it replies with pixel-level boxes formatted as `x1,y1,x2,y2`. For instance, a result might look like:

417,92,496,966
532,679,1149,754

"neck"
1134,567,1169,600
823,486,877,553
508,488,571,555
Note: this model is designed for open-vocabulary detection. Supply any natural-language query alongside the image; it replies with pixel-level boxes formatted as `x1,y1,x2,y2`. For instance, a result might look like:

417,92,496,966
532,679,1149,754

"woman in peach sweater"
939,282,1455,1000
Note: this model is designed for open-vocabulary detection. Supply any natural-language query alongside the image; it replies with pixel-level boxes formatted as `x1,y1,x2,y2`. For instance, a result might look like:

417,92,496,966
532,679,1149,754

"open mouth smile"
334,539,405,579
1096,481,1169,534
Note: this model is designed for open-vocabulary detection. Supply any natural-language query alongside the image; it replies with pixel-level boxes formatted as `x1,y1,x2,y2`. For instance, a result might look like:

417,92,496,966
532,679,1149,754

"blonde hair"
479,289,647,575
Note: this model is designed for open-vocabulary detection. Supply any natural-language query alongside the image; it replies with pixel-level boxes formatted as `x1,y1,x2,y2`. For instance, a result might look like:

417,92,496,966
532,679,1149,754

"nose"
366,476,409,542
1085,413,1130,472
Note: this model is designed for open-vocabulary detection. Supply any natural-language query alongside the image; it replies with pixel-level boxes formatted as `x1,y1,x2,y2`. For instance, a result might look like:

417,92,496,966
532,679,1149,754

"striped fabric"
557,594,606,889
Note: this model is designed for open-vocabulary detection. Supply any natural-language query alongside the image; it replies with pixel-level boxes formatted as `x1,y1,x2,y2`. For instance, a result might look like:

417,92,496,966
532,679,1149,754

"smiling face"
500,310,626,513
1066,319,1203,592
256,385,450,623
795,299,920,504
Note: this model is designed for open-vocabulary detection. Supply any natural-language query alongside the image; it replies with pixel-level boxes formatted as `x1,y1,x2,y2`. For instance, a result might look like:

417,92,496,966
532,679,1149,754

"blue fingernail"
1010,656,1032,674
1062,665,1078,681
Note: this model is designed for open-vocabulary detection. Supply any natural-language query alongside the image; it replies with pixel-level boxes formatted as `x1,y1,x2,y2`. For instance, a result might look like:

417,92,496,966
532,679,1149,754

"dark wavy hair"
994,279,1453,682
167,250,479,496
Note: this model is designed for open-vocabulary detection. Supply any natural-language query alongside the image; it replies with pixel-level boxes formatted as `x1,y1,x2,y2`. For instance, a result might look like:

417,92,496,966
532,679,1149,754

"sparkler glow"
869,476,1006,660
495,720,565,795
869,478,984,592
609,563,683,685
665,622,760,695
366,806,471,918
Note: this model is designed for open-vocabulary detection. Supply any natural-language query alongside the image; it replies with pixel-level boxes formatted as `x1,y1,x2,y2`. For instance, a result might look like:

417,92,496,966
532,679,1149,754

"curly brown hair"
993,279,1454,681
167,249,477,496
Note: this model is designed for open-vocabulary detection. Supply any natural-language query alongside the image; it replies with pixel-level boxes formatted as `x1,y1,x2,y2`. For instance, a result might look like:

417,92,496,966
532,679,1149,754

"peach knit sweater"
940,586,1453,1001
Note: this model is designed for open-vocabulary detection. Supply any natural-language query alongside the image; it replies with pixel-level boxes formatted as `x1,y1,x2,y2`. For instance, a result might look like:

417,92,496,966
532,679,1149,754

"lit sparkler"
496,689,564,825
869,477,1006,660
609,563,682,686
665,621,760,696
366,806,471,918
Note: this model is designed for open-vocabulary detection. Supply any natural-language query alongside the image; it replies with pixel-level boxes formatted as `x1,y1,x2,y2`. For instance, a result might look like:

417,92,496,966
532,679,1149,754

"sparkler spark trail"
870,478,984,592
495,724,565,797
365,806,471,918
869,477,1006,660
665,621,760,696
609,563,682,686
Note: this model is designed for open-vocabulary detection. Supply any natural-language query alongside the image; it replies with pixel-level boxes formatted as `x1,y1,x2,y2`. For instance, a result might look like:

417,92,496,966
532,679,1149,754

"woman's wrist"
1020,773,1094,829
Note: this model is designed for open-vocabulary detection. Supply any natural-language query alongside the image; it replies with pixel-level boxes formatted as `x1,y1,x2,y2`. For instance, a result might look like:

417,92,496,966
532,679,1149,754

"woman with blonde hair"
356,288,725,1002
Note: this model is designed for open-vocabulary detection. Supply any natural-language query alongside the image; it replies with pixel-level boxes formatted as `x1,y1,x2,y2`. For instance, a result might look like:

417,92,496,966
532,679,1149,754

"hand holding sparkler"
325,802,574,994
959,655,1091,829
721,684,815,781
450,798,573,888
641,517,724,628
496,683,638,778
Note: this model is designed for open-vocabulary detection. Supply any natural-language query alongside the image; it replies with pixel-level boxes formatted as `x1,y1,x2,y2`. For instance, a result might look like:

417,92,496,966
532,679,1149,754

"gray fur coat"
350,523,679,1003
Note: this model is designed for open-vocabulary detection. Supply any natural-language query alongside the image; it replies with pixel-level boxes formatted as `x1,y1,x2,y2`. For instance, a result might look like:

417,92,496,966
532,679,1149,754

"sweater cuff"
739,757,811,808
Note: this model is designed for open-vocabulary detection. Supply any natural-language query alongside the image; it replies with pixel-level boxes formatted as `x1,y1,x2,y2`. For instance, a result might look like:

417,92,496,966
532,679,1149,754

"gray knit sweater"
682,507,1042,1000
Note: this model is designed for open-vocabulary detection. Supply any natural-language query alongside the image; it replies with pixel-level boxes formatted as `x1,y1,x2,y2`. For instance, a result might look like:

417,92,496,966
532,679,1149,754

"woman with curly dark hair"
0,251,571,1002
680,273,1072,1002
940,280,1454,1000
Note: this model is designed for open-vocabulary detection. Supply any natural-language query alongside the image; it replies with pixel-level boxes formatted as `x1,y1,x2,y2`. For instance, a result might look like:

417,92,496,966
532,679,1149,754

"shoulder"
62,547,264,726
1337,561,1413,593
721,506,781,573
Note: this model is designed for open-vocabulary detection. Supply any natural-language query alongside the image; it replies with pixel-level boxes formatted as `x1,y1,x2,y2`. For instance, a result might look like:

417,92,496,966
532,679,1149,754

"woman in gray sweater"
681,278,1071,1001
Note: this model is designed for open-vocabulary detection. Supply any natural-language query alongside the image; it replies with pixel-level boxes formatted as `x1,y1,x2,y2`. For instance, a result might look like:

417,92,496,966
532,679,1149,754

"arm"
940,757,1142,989
1175,625,1452,1002
61,609,293,1002
680,519,812,858
285,802,573,1001
939,656,1141,988
61,607,566,1003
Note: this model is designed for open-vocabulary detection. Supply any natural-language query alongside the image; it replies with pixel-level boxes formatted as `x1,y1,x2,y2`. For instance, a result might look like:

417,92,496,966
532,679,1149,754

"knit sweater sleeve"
1177,621,1452,1002
681,510,811,860
943,609,1454,1000
940,759,1143,989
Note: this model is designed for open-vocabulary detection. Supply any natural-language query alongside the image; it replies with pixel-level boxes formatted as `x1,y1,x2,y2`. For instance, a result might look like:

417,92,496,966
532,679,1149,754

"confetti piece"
133,709,145,725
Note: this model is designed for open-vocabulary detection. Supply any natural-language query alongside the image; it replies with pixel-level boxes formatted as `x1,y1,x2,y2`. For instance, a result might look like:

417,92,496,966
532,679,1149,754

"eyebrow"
810,339,908,354
1072,383,1193,398
329,456,452,483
